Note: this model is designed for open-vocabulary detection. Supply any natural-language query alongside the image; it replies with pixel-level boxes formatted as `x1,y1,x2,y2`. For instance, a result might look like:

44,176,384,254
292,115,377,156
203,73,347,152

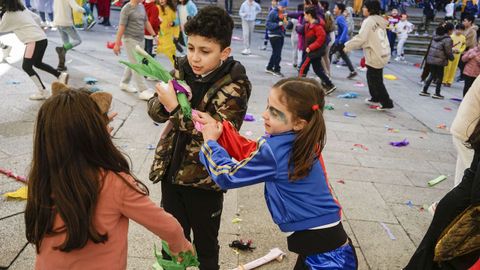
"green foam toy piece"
152,241,199,270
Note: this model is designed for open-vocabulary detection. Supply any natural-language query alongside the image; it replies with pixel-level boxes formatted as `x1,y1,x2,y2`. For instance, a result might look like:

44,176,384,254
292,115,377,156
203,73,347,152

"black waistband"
287,222,348,256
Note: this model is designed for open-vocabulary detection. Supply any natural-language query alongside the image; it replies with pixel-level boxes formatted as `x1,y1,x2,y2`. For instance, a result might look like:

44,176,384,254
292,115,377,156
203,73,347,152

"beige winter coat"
344,15,391,69
451,76,480,142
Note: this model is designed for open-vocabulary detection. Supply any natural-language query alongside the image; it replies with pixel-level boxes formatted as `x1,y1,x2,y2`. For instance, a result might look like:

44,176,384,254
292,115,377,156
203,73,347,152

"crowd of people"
1,0,480,269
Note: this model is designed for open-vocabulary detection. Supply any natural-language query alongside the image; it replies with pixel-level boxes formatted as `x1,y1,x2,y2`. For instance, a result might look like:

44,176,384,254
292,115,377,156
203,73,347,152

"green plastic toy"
120,45,192,119
152,241,199,270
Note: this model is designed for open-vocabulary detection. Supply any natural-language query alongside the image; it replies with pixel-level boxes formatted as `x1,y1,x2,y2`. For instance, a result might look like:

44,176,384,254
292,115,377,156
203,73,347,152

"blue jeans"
267,36,284,72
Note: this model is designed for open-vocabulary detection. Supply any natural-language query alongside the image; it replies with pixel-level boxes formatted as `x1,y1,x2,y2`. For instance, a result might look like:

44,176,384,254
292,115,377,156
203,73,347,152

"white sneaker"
40,21,48,28
2,46,11,60
29,89,49,100
394,57,401,61
58,72,69,84
119,83,138,93
241,49,250,55
138,89,154,100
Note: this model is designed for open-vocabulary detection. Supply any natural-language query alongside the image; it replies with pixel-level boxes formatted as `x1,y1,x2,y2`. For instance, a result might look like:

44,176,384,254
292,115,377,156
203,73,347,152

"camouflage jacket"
147,56,252,191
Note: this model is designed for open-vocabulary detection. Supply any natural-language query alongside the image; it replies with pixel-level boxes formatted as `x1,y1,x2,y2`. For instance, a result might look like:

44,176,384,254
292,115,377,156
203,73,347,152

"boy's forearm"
115,25,126,44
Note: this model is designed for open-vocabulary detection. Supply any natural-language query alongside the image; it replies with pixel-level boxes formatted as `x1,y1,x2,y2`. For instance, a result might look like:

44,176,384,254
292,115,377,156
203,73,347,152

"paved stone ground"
0,9,464,270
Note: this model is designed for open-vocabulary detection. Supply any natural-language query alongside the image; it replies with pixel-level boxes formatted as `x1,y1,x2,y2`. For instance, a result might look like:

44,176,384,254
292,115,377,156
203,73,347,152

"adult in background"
239,0,261,55
225,0,232,14
345,0,393,110
97,0,111,26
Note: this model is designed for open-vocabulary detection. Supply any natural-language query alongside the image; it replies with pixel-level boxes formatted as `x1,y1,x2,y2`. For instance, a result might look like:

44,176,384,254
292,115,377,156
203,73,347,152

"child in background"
443,24,466,86
175,0,197,51
147,7,251,269
265,0,288,77
330,3,357,79
114,0,157,100
420,24,454,99
157,0,180,65
25,88,193,269
239,0,262,55
53,0,85,71
321,2,335,77
143,0,160,60
394,13,414,62
197,77,357,270
0,0,68,100
461,42,480,95
445,0,455,20
386,8,401,56
290,15,301,68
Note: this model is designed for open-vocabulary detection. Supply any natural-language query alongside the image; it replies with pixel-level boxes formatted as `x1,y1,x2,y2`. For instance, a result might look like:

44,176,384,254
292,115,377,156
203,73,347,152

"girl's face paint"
262,87,295,135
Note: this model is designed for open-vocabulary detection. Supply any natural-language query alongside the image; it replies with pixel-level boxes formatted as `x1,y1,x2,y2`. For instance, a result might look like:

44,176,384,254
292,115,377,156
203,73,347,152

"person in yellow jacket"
443,24,466,86
157,0,180,66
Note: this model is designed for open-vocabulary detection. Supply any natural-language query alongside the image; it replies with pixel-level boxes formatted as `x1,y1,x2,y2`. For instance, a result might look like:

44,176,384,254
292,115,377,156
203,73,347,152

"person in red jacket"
299,6,336,95
143,0,160,58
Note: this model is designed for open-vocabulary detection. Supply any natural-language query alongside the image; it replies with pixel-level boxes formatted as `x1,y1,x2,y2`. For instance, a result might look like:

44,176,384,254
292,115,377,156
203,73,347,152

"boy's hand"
113,43,121,55
202,122,223,142
155,81,179,112
192,111,217,125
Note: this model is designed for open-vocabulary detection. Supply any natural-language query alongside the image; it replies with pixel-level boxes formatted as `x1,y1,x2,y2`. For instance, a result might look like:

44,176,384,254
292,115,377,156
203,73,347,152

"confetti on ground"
369,105,380,109
428,175,447,187
153,122,159,126
444,107,452,111
414,63,421,68
6,80,20,85
384,74,397,80
0,168,27,183
387,128,400,133
245,131,253,136
232,36,242,41
390,139,409,147
337,92,358,99
450,98,462,102
405,200,414,208
420,204,429,212
436,123,447,129
244,113,255,122
343,112,357,118
147,144,155,150
324,104,334,110
354,82,365,87
3,186,27,200
84,77,98,85
336,179,345,184
353,143,368,151
380,222,396,240
232,218,243,224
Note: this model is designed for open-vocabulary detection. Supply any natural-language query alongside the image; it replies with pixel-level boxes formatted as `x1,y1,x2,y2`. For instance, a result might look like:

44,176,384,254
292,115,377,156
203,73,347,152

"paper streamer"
380,222,396,240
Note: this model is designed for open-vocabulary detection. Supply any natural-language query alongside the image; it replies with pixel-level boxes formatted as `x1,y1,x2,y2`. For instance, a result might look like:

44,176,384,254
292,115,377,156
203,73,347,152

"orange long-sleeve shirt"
35,171,189,270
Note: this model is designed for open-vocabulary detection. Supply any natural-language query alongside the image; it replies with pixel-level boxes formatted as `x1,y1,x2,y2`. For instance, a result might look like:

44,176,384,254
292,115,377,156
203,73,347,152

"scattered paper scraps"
353,81,365,87
436,123,447,129
428,175,446,187
380,222,396,240
387,128,400,133
324,104,334,110
232,36,242,41
343,112,357,118
450,98,462,102
336,179,345,184
369,105,380,109
6,80,20,85
444,107,452,111
147,144,155,150
83,77,98,85
390,139,409,147
3,186,27,200
0,168,27,183
384,74,397,80
244,113,255,122
413,63,421,68
337,92,358,99
232,217,243,224
353,143,368,151
405,200,414,208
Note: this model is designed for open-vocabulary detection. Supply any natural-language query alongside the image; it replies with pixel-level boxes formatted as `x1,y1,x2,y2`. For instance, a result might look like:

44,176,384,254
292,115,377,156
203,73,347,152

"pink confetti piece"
353,81,365,87
353,143,368,151
436,124,447,129
336,179,345,184
0,168,27,184
444,107,452,111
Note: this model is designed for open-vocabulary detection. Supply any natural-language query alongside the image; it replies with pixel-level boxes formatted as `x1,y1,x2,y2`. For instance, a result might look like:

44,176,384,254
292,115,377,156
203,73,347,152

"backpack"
324,13,335,33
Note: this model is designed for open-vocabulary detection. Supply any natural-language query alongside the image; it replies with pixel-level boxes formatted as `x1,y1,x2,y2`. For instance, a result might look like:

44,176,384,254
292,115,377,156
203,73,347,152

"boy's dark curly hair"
184,6,234,50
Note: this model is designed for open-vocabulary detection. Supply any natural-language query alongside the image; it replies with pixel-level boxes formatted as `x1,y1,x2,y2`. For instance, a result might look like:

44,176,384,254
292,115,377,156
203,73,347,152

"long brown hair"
160,0,176,13
273,77,326,180
25,90,148,253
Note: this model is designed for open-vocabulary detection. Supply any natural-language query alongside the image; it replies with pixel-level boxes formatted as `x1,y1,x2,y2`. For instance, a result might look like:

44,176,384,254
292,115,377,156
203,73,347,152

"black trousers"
144,38,156,58
267,36,284,72
366,65,393,107
463,75,476,96
22,39,60,88
161,181,224,270
299,56,333,86
423,64,444,95
224,0,232,13
329,43,355,72
404,154,480,270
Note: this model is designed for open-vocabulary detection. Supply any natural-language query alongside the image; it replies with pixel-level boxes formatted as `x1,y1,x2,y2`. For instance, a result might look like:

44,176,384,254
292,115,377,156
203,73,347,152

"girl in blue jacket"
197,77,358,269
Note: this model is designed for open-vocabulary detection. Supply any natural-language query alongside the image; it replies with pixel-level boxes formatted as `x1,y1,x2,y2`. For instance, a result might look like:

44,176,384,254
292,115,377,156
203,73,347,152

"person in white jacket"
53,0,85,71
394,13,414,62
344,0,394,110
450,76,480,187
239,0,261,55
0,0,68,100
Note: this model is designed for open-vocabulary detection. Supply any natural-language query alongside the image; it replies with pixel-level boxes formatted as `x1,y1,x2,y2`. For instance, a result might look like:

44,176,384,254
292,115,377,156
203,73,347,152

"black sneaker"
57,65,67,71
325,84,337,95
273,71,285,77
376,104,394,110
419,91,430,96
265,68,275,75
432,94,445,99
347,71,358,79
